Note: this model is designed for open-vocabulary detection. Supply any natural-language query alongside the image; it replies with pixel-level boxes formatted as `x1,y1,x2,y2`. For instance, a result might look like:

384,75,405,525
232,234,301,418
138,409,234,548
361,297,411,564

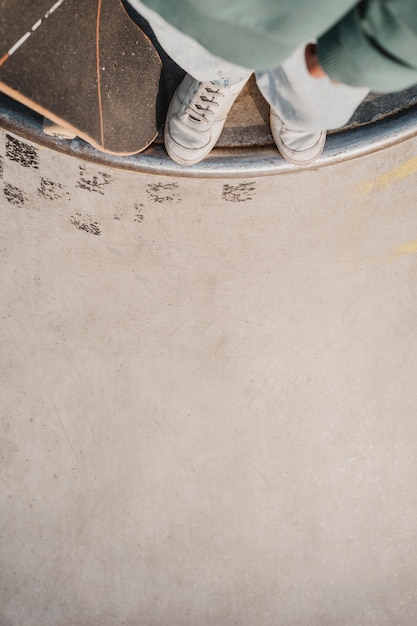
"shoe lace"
186,82,225,124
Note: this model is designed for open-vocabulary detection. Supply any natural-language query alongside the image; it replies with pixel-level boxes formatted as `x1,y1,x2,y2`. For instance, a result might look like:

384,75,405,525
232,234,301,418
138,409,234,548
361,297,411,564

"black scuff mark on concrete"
134,203,144,223
6,134,40,170
4,183,26,207
37,177,66,201
70,213,101,236
0,156,3,180
222,182,256,203
113,206,126,221
146,182,182,204
77,166,113,195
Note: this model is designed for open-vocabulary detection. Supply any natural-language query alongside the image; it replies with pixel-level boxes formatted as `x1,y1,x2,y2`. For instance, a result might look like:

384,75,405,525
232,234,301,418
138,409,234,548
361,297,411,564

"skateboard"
0,0,163,155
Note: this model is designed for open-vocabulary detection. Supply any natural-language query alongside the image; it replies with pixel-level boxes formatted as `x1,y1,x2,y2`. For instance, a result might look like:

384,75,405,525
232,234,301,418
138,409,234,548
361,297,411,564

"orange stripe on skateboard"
0,53,10,68
96,0,105,148
0,0,65,67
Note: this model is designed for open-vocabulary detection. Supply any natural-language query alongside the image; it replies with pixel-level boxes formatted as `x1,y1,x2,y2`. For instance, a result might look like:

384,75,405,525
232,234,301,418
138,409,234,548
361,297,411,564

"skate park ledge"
1,29,417,180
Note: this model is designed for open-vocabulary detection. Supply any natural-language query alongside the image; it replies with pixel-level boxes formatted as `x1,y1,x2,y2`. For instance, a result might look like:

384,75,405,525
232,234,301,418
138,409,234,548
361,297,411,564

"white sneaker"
270,109,326,166
164,74,250,165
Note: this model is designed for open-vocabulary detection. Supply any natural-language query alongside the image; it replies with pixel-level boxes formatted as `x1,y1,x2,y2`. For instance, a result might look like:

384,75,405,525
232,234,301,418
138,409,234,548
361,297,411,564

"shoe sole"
270,112,326,166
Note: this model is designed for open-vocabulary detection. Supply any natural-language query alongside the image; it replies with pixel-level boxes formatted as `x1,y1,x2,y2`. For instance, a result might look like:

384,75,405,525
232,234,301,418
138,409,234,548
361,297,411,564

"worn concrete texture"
1,127,417,625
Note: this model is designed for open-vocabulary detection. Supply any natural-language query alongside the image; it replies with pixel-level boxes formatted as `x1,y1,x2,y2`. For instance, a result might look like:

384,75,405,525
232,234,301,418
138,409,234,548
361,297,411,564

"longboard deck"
0,0,163,155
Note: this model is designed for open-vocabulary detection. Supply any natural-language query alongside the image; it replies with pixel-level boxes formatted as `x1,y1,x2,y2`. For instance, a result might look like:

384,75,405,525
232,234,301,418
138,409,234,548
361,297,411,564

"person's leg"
126,0,252,164
126,0,250,84
256,43,370,165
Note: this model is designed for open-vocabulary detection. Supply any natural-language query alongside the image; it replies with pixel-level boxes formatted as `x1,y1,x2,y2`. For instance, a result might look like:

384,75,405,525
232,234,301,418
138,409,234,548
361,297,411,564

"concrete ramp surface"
1,90,417,625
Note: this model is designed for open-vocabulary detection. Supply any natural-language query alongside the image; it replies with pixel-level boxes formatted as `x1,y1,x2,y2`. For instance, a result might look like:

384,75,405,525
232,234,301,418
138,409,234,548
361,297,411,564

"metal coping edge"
1,103,416,179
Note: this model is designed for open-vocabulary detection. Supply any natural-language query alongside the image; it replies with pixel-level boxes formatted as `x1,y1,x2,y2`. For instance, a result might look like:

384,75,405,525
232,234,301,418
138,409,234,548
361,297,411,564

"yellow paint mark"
357,156,417,195
391,239,417,259
341,241,417,269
